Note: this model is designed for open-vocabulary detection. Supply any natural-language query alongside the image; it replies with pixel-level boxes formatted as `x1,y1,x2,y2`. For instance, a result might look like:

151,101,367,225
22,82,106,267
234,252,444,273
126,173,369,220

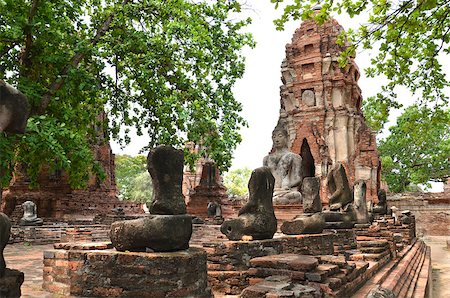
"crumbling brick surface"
42,247,212,298
274,17,380,204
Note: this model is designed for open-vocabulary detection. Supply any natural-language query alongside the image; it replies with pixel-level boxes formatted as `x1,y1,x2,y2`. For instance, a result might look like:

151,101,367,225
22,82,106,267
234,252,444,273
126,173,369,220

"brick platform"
9,224,111,244
42,243,211,297
200,233,334,294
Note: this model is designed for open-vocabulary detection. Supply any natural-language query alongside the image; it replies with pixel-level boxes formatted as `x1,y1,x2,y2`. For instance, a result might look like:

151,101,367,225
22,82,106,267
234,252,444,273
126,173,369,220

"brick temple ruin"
277,18,380,203
2,16,442,298
1,113,142,223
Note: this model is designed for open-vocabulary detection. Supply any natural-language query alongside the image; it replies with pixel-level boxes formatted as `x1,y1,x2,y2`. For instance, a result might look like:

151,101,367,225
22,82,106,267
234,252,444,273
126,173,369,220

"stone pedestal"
43,243,211,297
0,268,24,298
110,214,192,252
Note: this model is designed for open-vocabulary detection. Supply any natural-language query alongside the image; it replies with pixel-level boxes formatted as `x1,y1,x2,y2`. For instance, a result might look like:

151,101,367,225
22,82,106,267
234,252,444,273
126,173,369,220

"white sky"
111,1,444,191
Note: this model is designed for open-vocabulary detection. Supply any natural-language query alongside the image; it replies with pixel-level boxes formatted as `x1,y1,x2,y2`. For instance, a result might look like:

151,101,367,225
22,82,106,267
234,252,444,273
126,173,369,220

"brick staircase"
353,239,431,297
243,253,372,297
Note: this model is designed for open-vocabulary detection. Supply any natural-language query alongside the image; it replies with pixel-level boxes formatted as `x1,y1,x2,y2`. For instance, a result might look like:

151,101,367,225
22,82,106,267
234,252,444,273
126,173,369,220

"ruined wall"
275,18,380,203
387,192,450,237
1,142,143,222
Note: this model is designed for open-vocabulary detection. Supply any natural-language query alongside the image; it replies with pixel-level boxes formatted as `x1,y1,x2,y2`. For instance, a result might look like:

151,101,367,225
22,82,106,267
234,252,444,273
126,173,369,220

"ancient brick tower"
277,18,381,202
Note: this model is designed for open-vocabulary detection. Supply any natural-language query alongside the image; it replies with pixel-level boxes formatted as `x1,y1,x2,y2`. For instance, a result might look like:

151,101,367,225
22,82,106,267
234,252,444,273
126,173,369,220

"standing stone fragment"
147,145,186,215
302,177,322,213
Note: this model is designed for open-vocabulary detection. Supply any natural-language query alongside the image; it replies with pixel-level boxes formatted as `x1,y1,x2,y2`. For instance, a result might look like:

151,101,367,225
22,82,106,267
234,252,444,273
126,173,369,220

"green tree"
0,0,253,189
115,155,152,202
378,105,450,193
223,167,252,197
270,0,449,126
127,171,152,203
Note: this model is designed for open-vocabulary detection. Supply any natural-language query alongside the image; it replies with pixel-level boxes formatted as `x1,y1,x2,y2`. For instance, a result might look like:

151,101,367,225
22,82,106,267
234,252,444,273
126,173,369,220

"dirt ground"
422,236,450,298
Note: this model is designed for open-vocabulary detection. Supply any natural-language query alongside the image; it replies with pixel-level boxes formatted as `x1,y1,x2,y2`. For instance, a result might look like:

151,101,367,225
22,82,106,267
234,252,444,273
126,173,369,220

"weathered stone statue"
281,212,325,235
207,201,222,218
281,177,325,234
373,189,389,215
110,145,192,252
220,167,277,240
0,80,28,295
0,80,29,134
323,163,356,228
19,201,43,226
147,145,187,215
353,180,369,224
0,213,11,277
326,163,353,210
263,121,303,204
302,177,322,213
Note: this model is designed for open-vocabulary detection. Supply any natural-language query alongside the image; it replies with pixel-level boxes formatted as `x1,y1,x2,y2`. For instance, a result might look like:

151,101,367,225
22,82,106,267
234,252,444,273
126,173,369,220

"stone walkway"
4,243,58,298
423,236,450,298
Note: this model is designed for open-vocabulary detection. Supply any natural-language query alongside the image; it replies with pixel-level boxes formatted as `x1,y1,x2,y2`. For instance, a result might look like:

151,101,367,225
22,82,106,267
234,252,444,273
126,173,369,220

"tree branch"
34,0,132,115
0,41,18,57
20,0,40,71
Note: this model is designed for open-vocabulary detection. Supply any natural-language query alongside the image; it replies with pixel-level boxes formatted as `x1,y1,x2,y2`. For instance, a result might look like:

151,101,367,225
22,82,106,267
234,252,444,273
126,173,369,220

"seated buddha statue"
263,121,303,204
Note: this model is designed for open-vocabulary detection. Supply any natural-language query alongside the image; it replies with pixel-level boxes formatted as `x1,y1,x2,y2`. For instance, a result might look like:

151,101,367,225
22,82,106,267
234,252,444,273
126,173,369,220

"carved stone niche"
302,89,316,107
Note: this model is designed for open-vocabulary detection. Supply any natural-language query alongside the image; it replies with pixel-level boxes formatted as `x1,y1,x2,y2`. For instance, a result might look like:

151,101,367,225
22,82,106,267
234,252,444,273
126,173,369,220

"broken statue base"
0,268,24,298
43,242,211,297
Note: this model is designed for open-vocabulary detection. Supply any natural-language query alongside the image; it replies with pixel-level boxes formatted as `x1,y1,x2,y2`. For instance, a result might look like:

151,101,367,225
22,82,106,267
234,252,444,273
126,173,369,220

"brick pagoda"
275,17,381,203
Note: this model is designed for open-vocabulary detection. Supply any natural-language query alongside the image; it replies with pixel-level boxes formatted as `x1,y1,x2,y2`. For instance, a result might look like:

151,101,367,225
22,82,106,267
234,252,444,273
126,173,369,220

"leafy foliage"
0,0,253,188
0,116,103,188
270,0,449,120
223,167,252,197
115,155,152,202
378,106,450,193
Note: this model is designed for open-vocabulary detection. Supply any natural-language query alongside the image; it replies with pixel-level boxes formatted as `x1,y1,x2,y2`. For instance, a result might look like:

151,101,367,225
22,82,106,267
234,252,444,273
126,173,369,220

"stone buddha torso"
19,201,43,226
263,125,303,204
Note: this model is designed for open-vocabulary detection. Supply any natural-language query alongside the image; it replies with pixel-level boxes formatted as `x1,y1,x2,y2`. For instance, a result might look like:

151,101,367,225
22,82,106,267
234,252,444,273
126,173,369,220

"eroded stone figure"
302,177,322,213
110,145,192,252
207,201,222,218
0,213,11,277
323,163,356,228
263,121,303,204
146,145,187,215
19,201,43,226
281,177,325,235
220,167,277,240
0,80,29,134
373,189,388,215
353,180,369,224
326,163,353,210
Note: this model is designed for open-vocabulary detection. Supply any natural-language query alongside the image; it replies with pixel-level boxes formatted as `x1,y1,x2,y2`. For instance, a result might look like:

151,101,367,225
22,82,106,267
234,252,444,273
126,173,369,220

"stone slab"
250,254,319,271
53,241,112,250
